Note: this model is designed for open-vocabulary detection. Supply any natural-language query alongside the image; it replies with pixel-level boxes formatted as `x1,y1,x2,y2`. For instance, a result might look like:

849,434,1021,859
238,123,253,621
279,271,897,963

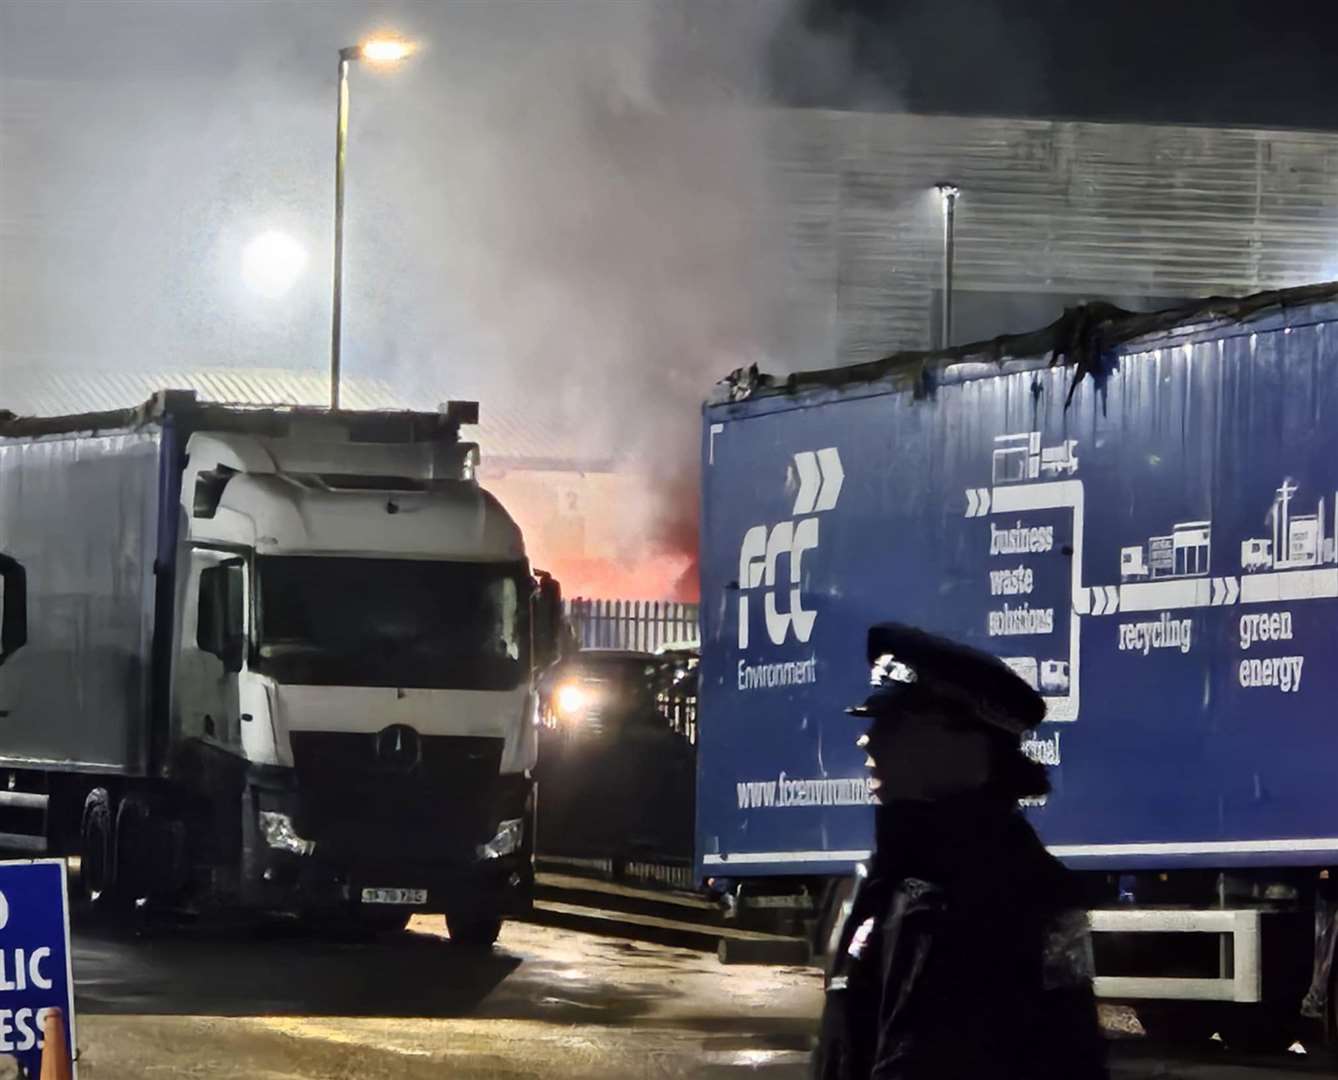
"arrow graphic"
964,488,992,518
792,452,821,515
814,447,844,512
1087,585,1120,616
792,448,844,515
1206,577,1241,606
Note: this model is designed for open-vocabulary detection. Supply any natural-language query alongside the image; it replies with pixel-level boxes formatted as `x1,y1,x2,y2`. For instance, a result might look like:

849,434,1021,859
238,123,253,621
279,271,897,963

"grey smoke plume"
377,2,794,450
1,0,849,594
379,1,857,592
351,2,832,594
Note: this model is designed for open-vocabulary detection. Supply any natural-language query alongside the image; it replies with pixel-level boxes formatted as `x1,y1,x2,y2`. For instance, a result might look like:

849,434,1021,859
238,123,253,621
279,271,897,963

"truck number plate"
360,887,428,905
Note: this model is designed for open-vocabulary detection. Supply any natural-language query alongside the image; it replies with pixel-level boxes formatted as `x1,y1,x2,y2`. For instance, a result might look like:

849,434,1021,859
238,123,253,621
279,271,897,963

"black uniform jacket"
813,799,1108,1080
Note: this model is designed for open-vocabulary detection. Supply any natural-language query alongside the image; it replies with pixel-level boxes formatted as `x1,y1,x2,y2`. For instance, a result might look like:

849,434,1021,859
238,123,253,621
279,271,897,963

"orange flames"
480,466,700,603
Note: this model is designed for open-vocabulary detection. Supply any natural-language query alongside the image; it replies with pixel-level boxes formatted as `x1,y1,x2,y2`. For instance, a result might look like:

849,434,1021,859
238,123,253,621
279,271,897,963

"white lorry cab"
0,392,561,944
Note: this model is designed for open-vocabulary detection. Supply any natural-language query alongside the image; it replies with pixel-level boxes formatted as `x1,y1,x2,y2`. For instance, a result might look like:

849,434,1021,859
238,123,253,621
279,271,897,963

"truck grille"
288,732,504,863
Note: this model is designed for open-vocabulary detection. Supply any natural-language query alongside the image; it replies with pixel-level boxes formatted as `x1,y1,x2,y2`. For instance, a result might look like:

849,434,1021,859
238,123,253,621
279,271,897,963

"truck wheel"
446,913,502,948
114,795,153,909
79,788,115,908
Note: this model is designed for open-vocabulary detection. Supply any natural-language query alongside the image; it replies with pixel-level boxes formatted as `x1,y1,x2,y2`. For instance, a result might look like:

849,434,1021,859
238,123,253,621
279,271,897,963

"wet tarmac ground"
71,915,820,1079
68,915,1336,1079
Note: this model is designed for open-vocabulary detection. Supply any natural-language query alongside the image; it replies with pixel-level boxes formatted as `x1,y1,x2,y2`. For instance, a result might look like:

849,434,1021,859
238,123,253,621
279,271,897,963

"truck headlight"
477,817,523,860
555,682,589,720
259,811,316,856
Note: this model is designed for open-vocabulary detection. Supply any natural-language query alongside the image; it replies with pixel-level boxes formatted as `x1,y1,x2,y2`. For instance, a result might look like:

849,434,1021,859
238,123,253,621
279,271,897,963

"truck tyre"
114,795,153,908
446,913,503,948
79,788,115,908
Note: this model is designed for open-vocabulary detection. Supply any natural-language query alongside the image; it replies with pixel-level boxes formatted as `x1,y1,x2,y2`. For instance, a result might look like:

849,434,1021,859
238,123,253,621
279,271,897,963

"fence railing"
565,597,700,653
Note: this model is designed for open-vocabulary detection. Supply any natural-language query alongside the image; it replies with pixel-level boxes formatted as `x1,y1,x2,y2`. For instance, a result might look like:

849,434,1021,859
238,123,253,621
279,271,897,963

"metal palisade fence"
565,597,701,653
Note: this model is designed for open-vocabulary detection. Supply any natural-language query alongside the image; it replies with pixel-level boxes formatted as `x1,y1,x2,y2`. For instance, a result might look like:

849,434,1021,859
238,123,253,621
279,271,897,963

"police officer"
813,623,1107,1080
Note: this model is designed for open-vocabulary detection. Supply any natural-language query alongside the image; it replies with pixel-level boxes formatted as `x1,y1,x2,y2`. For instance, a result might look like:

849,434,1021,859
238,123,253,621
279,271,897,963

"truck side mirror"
0,555,27,667
198,559,246,675
532,572,564,670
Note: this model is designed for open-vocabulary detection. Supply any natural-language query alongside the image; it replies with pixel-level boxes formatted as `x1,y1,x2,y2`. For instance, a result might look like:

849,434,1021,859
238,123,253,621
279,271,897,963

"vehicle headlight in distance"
477,817,524,860
555,682,588,721
259,811,316,856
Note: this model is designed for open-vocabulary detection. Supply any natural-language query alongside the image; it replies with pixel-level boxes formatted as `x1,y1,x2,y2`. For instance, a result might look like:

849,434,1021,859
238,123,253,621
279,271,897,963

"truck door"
177,550,246,750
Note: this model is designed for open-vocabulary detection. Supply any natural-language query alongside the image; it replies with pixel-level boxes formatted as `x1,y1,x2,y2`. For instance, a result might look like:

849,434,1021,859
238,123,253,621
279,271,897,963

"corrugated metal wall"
765,111,1338,363
9,108,1338,391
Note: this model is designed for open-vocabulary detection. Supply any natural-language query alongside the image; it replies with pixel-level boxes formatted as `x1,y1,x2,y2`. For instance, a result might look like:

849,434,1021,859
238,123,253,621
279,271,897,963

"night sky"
778,0,1338,129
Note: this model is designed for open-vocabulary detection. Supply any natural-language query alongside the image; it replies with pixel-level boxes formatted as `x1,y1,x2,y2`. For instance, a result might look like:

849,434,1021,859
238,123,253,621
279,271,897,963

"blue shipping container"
697,285,1338,879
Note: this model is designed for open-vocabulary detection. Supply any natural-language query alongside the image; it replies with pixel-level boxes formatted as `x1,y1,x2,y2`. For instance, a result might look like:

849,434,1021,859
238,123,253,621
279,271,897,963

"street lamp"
936,183,959,351
330,37,414,411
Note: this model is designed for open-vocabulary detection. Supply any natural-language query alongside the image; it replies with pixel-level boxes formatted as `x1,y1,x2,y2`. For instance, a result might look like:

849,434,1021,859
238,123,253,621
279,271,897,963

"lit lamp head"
356,38,414,63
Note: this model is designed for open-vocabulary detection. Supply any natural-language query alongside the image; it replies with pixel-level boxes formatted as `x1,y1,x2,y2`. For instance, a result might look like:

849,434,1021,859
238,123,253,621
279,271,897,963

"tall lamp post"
935,183,959,351
331,37,413,411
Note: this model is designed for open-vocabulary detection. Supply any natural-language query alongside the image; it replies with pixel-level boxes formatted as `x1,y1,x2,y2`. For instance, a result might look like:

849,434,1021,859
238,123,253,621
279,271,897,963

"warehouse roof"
0,367,616,471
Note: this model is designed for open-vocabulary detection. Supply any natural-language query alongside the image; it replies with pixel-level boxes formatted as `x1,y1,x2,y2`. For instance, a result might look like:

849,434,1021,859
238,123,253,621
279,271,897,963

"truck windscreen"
254,556,529,690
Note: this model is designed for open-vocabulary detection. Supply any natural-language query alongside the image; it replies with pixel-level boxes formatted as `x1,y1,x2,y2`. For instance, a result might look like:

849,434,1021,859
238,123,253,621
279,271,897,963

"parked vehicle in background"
0,391,563,946
696,283,1338,1038
536,648,697,869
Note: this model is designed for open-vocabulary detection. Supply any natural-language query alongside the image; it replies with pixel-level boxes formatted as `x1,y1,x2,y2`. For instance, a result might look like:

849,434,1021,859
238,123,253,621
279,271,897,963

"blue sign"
0,860,75,1077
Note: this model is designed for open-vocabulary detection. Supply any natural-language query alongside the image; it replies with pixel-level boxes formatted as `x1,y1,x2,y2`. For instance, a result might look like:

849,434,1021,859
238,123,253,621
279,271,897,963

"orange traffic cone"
38,1008,72,1080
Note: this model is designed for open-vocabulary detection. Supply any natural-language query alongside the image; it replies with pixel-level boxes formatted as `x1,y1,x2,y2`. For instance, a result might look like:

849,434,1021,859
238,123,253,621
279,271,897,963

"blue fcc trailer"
696,282,1338,1029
